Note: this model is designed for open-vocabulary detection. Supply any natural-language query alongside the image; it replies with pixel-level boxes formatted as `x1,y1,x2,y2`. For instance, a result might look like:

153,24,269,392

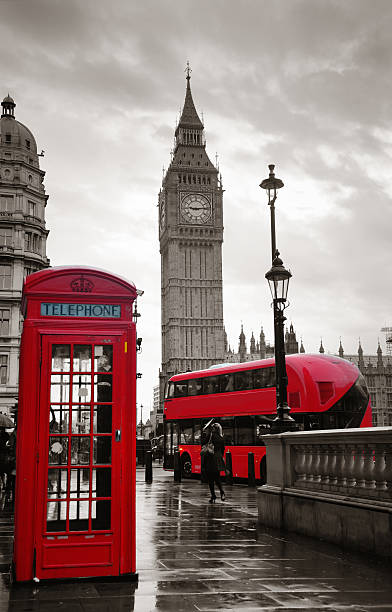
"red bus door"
35,335,122,580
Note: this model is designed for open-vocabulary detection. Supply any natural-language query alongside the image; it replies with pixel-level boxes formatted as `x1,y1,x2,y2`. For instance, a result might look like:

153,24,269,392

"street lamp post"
260,165,298,433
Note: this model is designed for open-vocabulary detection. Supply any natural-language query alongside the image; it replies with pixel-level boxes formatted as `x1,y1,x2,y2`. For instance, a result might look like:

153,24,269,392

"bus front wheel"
181,453,192,478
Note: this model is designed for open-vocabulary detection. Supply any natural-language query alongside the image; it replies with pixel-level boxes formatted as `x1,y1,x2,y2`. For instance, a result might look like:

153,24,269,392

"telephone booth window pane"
50,406,69,433
51,345,70,372
69,500,89,531
73,345,92,372
93,468,111,497
93,405,112,433
70,468,90,498
47,469,67,498
71,406,91,434
93,436,111,464
50,375,70,402
71,437,90,465
94,345,113,372
94,374,112,402
48,437,68,465
92,500,111,530
72,375,91,402
47,501,67,532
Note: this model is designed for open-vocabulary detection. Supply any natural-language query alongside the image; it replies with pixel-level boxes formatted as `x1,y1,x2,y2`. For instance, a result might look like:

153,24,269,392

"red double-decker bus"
163,354,372,481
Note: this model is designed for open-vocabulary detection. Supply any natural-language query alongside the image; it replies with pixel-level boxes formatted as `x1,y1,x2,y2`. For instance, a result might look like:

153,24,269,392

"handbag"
200,434,214,456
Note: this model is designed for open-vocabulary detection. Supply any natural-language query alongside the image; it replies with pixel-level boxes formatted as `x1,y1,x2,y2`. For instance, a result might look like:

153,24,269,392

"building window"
26,139,30,149
0,195,14,213
387,393,392,407
0,228,12,247
28,200,37,217
0,264,11,289
5,134,11,143
0,355,8,384
24,265,38,279
0,308,10,335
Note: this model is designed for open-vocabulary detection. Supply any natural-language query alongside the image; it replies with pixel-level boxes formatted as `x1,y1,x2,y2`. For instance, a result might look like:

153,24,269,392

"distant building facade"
338,341,392,427
0,95,50,416
225,323,304,363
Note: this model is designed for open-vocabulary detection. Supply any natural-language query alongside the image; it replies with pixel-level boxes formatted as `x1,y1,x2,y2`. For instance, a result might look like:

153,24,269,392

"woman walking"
201,422,226,503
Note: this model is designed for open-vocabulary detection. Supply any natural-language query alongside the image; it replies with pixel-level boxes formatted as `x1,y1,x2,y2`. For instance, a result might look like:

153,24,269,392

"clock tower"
159,68,225,400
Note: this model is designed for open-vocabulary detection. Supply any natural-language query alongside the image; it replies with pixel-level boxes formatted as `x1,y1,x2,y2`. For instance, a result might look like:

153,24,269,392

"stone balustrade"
257,427,392,558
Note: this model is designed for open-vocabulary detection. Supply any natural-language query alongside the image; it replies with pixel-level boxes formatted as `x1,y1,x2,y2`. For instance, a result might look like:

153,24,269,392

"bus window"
203,376,220,395
220,373,234,393
180,421,193,444
173,381,188,397
188,379,203,396
235,416,255,444
253,367,276,389
172,424,178,450
255,415,273,443
220,417,234,445
194,422,201,445
167,382,175,398
234,370,253,391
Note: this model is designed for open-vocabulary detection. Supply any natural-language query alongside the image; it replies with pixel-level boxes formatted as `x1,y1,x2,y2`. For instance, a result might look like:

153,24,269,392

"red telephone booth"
14,266,138,582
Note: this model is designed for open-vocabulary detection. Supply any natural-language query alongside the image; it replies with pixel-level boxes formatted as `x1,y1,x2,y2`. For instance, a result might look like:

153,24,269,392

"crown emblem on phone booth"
70,276,94,293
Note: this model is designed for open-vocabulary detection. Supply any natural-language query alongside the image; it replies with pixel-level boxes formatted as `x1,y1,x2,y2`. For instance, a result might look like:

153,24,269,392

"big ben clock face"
180,193,212,224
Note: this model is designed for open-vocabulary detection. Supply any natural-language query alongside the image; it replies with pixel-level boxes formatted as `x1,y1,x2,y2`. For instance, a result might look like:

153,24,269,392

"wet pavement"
0,466,392,610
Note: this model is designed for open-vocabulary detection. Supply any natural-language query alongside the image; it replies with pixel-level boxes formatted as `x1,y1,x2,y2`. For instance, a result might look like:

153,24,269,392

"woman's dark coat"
201,430,225,478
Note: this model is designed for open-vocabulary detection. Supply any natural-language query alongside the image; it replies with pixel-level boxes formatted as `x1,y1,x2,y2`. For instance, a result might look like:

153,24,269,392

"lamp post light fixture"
260,165,298,433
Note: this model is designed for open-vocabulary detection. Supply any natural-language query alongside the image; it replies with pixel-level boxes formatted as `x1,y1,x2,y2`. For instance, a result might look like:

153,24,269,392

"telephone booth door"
35,334,124,580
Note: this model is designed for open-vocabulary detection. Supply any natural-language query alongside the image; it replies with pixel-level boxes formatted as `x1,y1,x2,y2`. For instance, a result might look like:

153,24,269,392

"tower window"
5,134,11,143
26,139,31,149
0,195,14,212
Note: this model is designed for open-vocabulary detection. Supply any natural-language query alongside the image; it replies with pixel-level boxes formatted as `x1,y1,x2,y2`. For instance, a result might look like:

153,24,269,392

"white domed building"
0,95,50,417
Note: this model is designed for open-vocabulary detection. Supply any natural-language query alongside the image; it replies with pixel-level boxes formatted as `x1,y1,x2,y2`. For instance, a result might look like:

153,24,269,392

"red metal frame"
14,267,137,582
164,354,372,479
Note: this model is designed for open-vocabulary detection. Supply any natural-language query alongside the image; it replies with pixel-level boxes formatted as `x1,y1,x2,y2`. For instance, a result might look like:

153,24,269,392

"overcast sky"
2,0,392,417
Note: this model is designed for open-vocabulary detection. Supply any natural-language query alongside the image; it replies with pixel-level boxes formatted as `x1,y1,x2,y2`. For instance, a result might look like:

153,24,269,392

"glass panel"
50,406,69,433
235,415,255,445
220,373,234,393
255,415,273,442
253,367,276,389
71,437,90,465
92,500,111,530
203,376,220,395
50,375,70,402
72,374,91,402
94,374,112,402
73,345,92,372
234,371,253,391
193,422,202,445
172,381,188,397
188,379,203,396
51,345,70,372
93,436,111,464
93,405,112,433
69,500,89,531
220,417,234,445
70,468,90,498
71,406,91,433
94,345,113,372
47,469,67,498
48,437,68,465
47,501,67,532
180,421,193,444
93,468,111,497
